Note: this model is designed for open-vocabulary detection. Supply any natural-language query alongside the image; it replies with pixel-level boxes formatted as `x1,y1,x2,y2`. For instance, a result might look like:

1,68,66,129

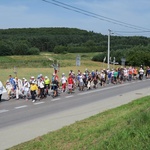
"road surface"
0,79,150,150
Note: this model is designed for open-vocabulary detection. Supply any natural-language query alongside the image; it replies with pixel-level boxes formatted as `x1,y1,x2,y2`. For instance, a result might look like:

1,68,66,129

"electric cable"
42,0,150,31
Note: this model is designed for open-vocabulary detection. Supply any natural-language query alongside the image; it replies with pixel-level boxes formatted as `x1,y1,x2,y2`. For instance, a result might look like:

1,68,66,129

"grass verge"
8,96,150,150
0,53,111,84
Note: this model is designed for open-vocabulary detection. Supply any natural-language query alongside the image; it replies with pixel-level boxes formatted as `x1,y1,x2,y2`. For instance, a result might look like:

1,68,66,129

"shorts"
79,82,83,87
51,85,58,91
68,84,72,90
62,83,66,89
45,84,50,89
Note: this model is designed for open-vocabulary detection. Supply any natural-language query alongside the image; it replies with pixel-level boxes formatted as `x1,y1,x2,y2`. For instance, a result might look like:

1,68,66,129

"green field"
0,52,112,84
8,96,150,150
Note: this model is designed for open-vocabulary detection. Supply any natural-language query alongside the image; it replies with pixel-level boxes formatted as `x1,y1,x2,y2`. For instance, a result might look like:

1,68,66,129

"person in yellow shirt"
30,81,38,102
44,76,50,96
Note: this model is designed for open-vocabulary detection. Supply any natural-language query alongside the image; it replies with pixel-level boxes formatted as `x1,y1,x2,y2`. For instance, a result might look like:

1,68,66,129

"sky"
0,0,150,37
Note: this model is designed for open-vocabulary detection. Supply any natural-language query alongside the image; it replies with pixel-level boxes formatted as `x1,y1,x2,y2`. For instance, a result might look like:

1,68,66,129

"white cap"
45,76,48,78
31,76,34,78
32,81,35,84
62,73,65,75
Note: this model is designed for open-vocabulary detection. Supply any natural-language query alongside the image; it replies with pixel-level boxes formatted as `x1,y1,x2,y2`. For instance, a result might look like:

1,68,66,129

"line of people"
1,65,150,103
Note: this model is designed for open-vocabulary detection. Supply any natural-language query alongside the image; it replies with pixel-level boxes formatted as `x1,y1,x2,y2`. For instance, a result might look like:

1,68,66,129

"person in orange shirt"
128,66,133,81
133,67,138,80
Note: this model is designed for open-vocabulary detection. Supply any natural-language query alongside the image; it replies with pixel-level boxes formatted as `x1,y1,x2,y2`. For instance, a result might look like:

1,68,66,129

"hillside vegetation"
0,27,150,66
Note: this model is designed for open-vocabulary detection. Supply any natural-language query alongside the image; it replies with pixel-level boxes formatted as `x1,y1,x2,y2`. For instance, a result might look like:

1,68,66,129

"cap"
22,78,25,80
62,73,65,75
31,76,34,78
53,73,55,76
45,76,48,78
32,81,35,84
6,80,9,82
37,75,40,79
24,79,27,82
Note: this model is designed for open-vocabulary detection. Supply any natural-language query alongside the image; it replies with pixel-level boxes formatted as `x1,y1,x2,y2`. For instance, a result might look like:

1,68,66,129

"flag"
103,57,106,62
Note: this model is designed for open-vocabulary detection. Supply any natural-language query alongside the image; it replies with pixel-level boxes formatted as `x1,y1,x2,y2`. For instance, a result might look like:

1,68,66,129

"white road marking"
65,95,74,98
34,102,45,105
14,105,27,109
51,98,61,101
0,109,9,113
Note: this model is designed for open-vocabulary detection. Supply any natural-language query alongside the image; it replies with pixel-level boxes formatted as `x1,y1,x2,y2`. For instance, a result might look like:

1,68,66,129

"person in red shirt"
67,74,74,94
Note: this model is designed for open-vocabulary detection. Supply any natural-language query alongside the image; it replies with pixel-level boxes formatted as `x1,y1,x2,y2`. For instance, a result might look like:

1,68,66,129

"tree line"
0,27,150,66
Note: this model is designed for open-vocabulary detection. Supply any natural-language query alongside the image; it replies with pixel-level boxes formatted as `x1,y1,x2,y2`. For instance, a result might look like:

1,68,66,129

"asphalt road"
0,79,150,150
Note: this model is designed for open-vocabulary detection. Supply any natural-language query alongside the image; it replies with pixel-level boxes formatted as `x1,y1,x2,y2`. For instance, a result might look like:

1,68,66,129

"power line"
113,30,150,33
112,30,150,37
42,0,150,31
51,0,149,31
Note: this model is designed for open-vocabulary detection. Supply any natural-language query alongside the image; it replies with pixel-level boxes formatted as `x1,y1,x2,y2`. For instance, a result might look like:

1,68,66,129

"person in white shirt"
124,68,128,81
23,79,30,101
14,77,23,100
5,80,13,100
0,81,5,102
139,68,144,80
39,78,45,99
78,73,84,91
100,70,106,86
60,73,67,92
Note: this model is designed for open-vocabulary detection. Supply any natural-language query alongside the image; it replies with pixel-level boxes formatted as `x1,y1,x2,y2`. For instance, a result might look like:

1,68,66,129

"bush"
92,53,107,62
0,42,12,56
53,45,68,54
27,47,40,55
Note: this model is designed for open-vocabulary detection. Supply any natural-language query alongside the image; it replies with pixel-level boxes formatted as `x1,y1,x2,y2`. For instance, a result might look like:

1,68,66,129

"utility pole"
107,29,111,69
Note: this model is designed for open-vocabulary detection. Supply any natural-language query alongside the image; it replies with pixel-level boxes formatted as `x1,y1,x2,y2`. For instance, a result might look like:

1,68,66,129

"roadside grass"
8,96,150,150
0,52,98,68
0,52,110,84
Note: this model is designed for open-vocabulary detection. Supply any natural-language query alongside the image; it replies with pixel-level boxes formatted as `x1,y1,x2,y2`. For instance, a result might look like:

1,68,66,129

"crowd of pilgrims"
4,66,150,103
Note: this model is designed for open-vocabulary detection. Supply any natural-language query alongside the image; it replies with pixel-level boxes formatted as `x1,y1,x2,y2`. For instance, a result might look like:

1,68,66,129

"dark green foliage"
0,41,13,55
0,27,150,66
68,46,90,53
13,42,29,55
125,45,150,66
92,53,107,62
28,47,40,55
53,45,68,54
93,44,150,66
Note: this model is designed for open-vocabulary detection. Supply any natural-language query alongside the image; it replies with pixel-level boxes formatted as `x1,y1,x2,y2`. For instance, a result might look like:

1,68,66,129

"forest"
0,27,150,66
